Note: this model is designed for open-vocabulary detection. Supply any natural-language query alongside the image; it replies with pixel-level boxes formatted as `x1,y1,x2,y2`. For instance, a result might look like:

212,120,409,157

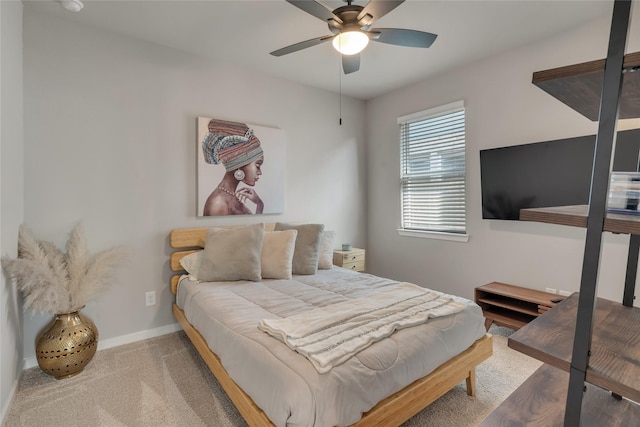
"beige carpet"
5,325,540,427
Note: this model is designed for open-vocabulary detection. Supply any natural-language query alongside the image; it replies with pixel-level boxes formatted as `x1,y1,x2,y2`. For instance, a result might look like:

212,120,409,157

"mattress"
176,267,486,427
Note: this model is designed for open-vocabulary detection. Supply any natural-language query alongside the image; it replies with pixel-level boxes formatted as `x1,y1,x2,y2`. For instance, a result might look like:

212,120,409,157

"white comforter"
259,282,466,373
176,267,485,427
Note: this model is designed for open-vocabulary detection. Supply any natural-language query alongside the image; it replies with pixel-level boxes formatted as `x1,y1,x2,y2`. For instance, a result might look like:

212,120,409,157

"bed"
169,224,492,427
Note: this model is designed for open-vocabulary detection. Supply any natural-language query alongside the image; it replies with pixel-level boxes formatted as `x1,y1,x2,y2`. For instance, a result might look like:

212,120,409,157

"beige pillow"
179,251,203,278
199,223,264,282
261,230,297,279
317,230,336,269
274,223,325,275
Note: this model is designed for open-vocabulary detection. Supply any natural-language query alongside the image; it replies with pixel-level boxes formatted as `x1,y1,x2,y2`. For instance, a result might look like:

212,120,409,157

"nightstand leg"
484,318,493,331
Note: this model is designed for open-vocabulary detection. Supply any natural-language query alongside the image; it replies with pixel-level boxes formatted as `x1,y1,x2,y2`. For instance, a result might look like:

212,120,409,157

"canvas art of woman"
201,119,265,216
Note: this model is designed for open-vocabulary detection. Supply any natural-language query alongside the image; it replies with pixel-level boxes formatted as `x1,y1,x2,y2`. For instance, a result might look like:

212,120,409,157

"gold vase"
36,310,99,380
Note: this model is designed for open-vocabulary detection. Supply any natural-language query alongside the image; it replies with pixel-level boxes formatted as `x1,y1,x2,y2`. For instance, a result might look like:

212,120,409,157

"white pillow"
199,223,264,282
261,230,297,279
179,251,203,279
317,230,336,269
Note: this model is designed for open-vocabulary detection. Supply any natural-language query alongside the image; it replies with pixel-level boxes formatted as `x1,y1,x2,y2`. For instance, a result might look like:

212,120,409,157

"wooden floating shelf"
477,364,640,426
533,51,640,121
520,204,640,235
508,293,640,403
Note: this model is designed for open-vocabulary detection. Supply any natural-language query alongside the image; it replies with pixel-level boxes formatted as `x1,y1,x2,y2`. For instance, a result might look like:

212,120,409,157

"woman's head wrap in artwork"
202,119,264,171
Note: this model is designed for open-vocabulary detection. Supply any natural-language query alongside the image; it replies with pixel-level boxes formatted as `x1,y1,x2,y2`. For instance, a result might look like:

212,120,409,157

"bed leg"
465,369,476,396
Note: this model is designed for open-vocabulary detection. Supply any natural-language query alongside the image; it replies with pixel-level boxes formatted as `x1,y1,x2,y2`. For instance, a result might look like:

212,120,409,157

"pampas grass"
1,223,125,315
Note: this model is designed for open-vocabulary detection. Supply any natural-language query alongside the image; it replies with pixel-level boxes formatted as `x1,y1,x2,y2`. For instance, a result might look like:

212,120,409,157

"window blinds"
399,102,466,234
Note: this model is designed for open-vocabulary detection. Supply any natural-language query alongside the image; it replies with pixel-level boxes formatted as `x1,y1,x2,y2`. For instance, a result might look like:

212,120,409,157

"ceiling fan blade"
286,0,343,24
372,28,437,48
270,36,333,57
357,1,405,26
342,54,360,74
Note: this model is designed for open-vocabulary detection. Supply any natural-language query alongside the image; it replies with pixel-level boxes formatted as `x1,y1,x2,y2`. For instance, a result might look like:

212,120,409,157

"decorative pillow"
261,230,297,280
274,223,325,275
179,251,203,278
199,223,264,282
317,230,336,270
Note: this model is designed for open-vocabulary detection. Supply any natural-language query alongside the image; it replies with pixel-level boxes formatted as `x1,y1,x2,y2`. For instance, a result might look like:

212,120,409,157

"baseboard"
0,372,21,426
23,322,182,370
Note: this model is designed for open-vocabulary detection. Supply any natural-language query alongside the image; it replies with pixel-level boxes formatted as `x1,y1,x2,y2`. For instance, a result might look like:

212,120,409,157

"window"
398,101,467,241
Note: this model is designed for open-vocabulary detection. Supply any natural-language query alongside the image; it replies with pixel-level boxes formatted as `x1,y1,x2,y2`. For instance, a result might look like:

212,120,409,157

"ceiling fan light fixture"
332,31,369,55
60,0,84,12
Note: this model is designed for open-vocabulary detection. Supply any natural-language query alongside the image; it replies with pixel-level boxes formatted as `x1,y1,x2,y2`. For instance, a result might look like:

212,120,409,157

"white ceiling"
23,0,614,100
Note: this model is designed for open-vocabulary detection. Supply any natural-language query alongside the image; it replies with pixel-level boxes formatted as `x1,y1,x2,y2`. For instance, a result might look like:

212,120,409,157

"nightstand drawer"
333,250,365,264
341,259,366,271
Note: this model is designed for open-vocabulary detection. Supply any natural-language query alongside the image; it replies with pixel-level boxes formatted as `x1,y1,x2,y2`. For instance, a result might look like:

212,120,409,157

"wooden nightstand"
333,248,365,272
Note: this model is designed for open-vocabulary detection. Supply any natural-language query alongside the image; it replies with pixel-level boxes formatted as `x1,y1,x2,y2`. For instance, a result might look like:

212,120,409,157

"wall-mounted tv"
480,129,640,220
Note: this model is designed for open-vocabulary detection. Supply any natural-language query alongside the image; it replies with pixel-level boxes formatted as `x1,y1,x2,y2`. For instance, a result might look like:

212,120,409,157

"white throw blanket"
258,282,466,373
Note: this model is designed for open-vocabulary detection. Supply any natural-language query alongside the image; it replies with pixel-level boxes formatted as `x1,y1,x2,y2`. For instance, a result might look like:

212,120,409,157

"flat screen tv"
480,129,640,220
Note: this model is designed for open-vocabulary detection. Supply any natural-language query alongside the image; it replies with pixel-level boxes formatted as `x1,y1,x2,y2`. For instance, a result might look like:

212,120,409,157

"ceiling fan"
270,0,437,74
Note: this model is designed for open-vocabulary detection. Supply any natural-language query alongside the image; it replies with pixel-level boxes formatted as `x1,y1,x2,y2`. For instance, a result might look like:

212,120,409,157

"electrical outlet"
145,291,156,307
545,288,557,294
558,290,572,297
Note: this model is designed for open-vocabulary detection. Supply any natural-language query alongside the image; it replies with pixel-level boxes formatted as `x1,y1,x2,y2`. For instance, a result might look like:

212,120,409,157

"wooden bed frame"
169,226,493,427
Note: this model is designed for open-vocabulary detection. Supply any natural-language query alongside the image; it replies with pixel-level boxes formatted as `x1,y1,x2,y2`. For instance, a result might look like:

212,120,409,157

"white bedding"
259,282,467,373
176,267,486,427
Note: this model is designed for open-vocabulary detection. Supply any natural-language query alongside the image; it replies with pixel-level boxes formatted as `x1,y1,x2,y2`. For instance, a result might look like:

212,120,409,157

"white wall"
365,6,640,303
0,0,24,422
21,9,366,361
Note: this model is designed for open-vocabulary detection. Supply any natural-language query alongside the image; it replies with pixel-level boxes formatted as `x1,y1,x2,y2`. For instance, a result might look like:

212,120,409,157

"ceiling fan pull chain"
339,53,343,126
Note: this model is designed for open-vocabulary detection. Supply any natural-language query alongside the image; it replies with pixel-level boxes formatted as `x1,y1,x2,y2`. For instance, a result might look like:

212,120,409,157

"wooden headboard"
169,224,276,294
